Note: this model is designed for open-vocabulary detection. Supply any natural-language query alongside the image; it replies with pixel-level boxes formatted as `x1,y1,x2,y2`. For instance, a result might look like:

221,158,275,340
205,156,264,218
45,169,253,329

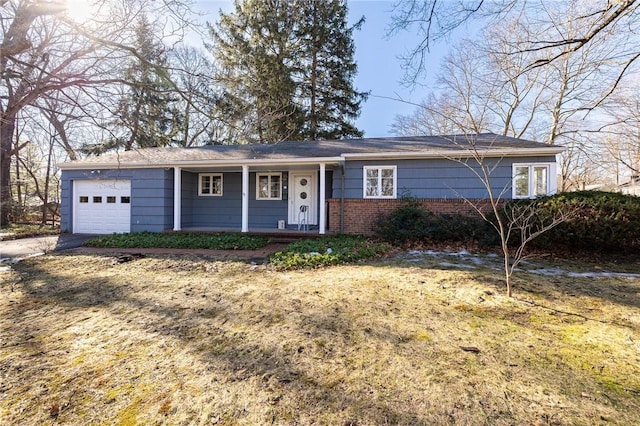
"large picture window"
363,166,396,199
512,164,554,199
199,173,223,196
256,173,282,200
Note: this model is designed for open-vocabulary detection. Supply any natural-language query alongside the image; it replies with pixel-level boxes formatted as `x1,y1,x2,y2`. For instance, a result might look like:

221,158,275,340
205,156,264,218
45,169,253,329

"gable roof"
59,133,564,170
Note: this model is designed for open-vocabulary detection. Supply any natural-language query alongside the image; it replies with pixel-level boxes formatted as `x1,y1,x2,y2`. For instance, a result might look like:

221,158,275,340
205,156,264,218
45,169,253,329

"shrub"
435,213,492,244
374,198,489,245
373,198,443,243
504,191,640,252
85,232,269,250
269,235,389,270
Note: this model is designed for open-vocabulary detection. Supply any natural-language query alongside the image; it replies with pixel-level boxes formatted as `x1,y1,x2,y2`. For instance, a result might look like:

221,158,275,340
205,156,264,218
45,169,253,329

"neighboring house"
618,176,640,196
58,133,563,235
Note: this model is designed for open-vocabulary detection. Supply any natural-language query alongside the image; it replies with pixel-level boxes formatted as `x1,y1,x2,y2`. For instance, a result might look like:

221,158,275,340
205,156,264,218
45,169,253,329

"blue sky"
194,1,457,137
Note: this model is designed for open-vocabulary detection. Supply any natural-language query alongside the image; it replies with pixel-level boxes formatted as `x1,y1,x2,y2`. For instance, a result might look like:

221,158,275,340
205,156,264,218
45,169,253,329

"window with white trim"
256,173,282,200
512,163,553,199
363,166,397,199
199,173,223,196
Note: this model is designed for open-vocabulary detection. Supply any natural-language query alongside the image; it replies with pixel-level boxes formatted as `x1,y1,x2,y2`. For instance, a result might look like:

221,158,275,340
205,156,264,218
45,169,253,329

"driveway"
0,234,96,263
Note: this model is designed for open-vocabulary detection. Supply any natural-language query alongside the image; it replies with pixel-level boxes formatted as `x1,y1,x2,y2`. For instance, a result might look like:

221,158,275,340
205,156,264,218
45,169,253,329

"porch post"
241,165,249,232
173,166,182,231
319,163,326,234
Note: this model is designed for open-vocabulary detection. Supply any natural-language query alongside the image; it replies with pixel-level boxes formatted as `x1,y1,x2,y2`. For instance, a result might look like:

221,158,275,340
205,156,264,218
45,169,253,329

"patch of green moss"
413,330,432,342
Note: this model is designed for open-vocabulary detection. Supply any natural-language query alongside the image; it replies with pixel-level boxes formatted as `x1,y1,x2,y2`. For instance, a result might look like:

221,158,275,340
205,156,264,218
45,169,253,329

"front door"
289,172,317,225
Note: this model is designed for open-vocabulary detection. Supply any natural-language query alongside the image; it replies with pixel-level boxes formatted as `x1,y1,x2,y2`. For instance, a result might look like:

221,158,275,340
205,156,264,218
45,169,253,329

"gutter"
58,156,345,170
340,147,565,161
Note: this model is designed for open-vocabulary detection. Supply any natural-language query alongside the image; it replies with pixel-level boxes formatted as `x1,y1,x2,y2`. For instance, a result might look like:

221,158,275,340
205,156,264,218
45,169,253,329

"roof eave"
340,147,565,160
58,156,344,170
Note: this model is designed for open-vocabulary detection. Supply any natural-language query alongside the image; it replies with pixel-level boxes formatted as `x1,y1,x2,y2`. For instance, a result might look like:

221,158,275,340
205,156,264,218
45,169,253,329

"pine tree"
297,0,367,140
208,0,366,143
210,0,305,144
112,14,181,151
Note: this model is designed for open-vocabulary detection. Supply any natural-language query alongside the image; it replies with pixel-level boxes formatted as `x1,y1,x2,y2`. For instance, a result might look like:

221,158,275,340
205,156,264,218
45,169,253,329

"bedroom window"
256,173,282,200
513,164,553,199
199,173,223,196
364,166,397,199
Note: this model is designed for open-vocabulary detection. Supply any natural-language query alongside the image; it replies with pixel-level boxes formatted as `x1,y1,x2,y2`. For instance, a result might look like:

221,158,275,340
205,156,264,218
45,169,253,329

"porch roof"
59,133,564,170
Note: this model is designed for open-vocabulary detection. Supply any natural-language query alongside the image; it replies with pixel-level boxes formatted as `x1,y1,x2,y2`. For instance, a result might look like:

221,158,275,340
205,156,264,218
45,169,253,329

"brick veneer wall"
328,198,492,235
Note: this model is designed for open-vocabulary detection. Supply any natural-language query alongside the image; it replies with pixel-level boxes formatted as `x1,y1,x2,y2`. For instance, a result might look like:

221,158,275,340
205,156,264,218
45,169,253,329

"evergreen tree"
208,0,366,143
210,0,304,144
109,14,181,151
297,0,367,140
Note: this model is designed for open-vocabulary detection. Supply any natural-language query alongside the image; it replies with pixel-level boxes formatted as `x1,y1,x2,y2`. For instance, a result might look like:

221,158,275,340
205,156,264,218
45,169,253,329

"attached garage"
73,179,131,234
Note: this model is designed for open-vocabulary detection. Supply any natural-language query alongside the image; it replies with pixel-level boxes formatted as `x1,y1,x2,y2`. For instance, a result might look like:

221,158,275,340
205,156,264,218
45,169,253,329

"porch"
172,162,337,235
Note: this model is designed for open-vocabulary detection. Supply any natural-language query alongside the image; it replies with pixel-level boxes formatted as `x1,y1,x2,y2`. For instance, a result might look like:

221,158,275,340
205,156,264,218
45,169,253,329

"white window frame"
198,173,223,196
512,163,557,199
363,165,397,199
256,173,282,200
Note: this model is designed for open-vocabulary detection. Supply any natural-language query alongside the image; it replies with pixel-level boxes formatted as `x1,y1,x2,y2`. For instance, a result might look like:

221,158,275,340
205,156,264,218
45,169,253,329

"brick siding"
328,198,492,235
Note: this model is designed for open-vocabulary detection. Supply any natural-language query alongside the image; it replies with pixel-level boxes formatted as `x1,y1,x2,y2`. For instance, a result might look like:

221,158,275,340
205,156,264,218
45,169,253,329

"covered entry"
73,179,131,233
288,171,317,226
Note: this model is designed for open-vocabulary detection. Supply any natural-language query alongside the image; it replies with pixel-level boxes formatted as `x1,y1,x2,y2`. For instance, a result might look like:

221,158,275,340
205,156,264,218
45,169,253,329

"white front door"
289,172,317,225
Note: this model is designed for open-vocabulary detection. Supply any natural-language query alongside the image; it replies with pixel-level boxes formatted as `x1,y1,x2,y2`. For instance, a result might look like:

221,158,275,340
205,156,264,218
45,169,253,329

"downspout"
340,160,345,234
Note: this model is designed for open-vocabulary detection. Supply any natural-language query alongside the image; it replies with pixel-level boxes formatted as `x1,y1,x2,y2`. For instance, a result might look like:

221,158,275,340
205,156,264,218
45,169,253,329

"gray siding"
181,171,289,228
61,155,553,233
333,156,556,200
181,171,242,228
60,168,173,233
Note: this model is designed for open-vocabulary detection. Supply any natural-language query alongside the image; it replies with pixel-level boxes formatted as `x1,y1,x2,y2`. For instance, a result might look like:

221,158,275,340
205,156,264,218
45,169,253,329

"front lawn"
1,253,638,425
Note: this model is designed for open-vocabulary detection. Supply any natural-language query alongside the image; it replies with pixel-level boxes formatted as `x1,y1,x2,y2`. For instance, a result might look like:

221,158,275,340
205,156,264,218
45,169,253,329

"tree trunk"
0,115,16,227
14,129,23,222
42,135,54,225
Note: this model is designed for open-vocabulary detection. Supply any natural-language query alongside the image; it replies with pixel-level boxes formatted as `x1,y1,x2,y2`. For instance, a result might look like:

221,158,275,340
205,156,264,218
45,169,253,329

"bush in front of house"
517,191,640,252
269,235,390,270
85,232,269,250
435,213,493,244
373,198,444,244
373,198,489,245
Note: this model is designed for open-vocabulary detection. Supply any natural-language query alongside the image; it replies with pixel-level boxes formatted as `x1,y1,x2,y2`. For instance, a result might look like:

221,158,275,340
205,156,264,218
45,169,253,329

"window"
512,163,555,199
93,196,102,203
199,173,223,196
363,166,397,199
107,196,116,203
256,173,282,200
121,196,130,204
79,196,88,203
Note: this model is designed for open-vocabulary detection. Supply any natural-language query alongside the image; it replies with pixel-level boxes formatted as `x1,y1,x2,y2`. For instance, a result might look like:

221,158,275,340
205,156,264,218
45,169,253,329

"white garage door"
73,180,131,234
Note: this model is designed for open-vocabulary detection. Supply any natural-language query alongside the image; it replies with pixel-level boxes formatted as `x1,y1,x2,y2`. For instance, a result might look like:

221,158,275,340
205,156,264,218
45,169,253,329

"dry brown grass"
1,252,639,425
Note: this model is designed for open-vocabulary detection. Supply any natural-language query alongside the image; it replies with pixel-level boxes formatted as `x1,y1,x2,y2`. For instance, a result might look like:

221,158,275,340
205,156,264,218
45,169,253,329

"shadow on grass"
3,254,431,425
383,252,640,313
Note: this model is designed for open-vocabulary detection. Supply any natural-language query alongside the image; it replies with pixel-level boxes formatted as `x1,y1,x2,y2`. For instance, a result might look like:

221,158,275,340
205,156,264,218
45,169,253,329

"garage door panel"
74,180,131,234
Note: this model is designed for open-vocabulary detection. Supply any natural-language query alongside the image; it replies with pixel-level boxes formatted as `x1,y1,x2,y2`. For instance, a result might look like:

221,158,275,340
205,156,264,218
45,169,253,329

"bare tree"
393,3,632,190
446,136,574,297
389,0,640,92
169,46,221,146
0,0,201,226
